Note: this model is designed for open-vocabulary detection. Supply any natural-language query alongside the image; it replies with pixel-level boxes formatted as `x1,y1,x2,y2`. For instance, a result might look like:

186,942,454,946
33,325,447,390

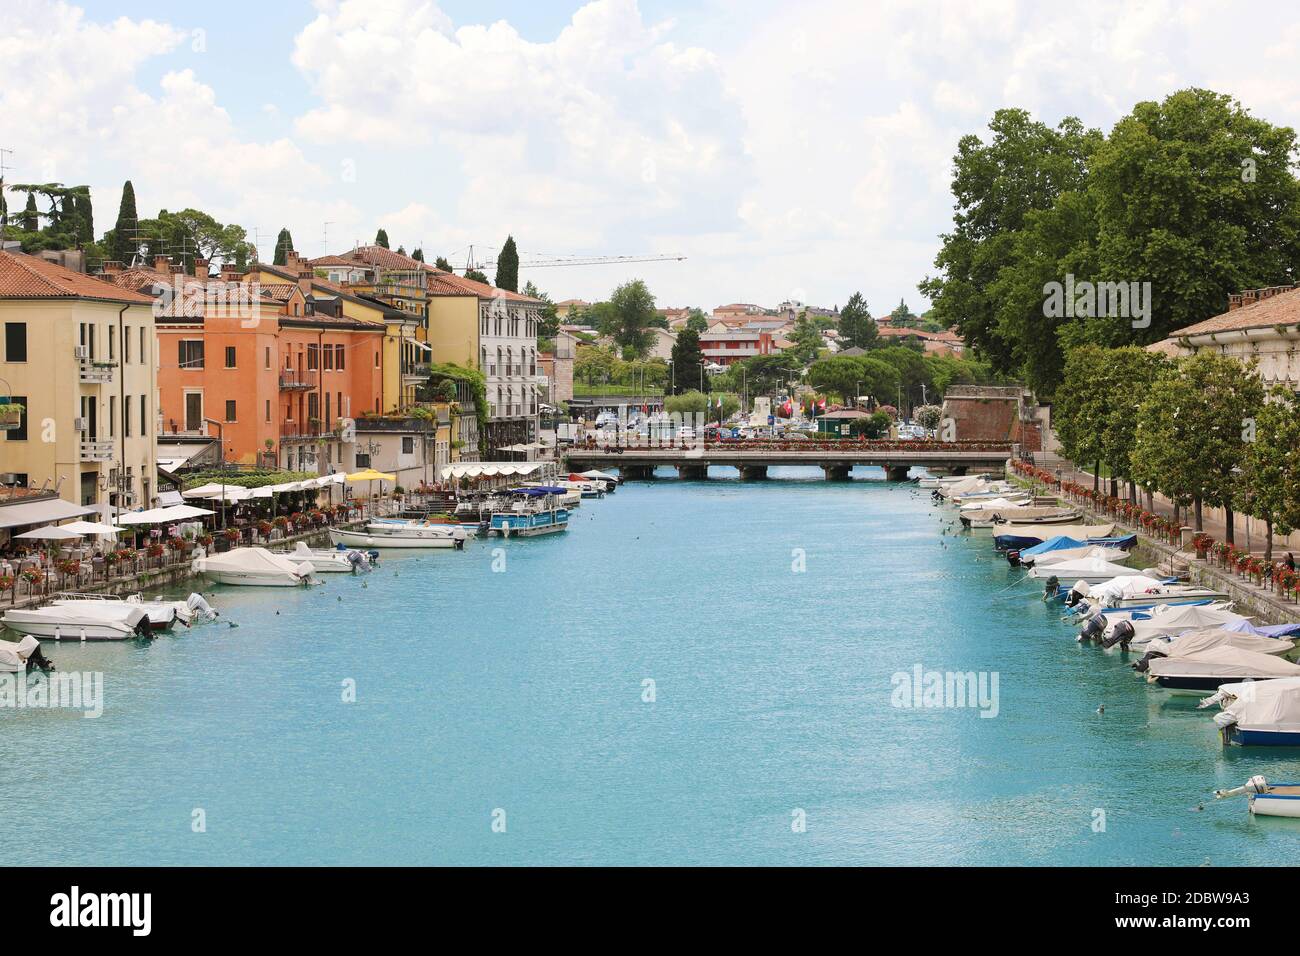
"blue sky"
13,1,1300,314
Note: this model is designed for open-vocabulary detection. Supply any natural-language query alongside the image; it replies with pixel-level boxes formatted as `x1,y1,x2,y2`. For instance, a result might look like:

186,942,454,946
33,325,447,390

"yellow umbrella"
344,468,398,516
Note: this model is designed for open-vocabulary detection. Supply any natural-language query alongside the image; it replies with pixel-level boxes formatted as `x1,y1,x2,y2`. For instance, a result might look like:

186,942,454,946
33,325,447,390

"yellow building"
0,250,159,519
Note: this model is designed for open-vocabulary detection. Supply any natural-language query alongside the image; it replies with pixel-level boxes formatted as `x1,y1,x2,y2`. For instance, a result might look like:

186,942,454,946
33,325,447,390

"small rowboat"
1214,776,1300,817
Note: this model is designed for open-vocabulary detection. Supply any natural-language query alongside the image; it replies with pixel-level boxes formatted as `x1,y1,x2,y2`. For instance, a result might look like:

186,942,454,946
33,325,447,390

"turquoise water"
3,467,1299,865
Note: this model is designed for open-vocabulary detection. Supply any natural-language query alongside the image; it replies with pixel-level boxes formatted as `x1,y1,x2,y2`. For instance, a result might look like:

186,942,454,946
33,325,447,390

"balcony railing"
279,370,317,390
280,422,334,441
78,360,116,384
79,438,115,462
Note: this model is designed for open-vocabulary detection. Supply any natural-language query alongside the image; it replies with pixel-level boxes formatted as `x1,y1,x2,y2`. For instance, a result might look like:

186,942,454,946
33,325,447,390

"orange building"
104,257,386,471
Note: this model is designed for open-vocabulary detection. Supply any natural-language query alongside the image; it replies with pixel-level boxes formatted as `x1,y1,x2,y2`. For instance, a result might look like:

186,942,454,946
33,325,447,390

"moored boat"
330,520,467,550
1145,645,1300,692
1200,677,1300,745
490,488,570,537
192,547,317,586
1214,776,1300,816
1,603,152,641
273,541,375,572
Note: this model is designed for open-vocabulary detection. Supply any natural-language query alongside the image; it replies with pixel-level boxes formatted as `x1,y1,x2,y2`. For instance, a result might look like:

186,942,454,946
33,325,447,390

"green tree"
273,227,294,265
111,180,138,264
375,228,390,249
494,235,519,292
464,268,489,284
411,248,424,262
575,343,618,387
434,255,452,271
1237,387,1300,562
685,308,709,333
1132,352,1264,535
665,390,737,419
1053,345,1114,494
20,192,37,232
607,279,656,358
136,208,254,271
523,280,560,337
788,313,824,365
1096,346,1166,501
669,328,708,394
807,355,899,405
838,292,878,350
890,298,912,323
920,108,1102,383
915,404,943,433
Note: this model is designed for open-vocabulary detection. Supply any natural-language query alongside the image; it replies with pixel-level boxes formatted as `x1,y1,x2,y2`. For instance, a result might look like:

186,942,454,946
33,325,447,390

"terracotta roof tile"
0,251,153,304
1169,285,1300,336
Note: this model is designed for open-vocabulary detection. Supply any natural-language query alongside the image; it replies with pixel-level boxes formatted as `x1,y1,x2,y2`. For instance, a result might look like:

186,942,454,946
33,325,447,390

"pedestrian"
1286,552,1295,572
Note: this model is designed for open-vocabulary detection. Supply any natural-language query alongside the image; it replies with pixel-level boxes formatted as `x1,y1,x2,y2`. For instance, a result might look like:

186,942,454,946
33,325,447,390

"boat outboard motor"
18,637,54,673
1102,619,1135,649
346,550,371,574
453,529,467,551
368,549,380,567
1042,575,1060,602
1214,775,1269,801
1131,648,1162,672
1006,549,1022,567
1077,612,1107,643
187,592,217,621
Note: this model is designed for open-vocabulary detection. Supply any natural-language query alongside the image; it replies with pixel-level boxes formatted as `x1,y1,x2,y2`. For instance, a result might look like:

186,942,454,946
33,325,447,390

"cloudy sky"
6,0,1300,313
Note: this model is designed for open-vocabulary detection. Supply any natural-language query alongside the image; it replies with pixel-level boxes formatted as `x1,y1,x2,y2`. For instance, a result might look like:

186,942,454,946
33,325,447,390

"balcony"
78,360,116,384
79,438,114,462
279,370,317,390
281,422,334,442
402,362,430,384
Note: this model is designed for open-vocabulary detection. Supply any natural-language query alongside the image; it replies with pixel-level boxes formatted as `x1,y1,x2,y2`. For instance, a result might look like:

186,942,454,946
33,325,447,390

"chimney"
220,262,242,281
101,260,123,276
194,257,209,279
283,249,302,275
1243,289,1259,306
153,254,170,272
169,264,185,275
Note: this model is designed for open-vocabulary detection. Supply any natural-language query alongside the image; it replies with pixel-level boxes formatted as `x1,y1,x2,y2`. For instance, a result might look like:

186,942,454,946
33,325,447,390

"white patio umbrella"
60,520,126,536
14,525,84,540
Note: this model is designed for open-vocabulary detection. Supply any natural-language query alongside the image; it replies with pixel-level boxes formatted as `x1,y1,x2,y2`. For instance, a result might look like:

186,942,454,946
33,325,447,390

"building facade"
0,250,159,517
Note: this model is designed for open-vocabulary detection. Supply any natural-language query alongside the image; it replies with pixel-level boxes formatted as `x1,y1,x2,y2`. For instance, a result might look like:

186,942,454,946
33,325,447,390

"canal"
3,466,1297,864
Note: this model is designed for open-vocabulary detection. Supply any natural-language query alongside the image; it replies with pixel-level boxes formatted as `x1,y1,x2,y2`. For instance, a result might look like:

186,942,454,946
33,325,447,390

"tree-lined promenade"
1049,345,1300,561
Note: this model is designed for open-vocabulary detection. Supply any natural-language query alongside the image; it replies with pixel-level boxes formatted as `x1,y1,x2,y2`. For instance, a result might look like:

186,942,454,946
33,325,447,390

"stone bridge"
565,443,1014,481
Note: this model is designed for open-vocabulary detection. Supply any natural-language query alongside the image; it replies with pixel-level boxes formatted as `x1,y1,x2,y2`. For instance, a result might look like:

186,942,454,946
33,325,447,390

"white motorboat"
1133,627,1295,672
1027,556,1149,586
1066,575,1229,611
1079,602,1251,648
1,603,151,641
192,547,316,586
46,591,214,630
1201,678,1300,746
329,520,467,550
1214,776,1300,817
0,635,53,671
1023,546,1132,568
1145,645,1300,693
273,541,373,573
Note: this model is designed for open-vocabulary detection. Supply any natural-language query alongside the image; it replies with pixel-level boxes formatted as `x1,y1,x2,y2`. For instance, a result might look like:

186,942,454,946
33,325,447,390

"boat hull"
1227,726,1300,746
490,513,570,537
1251,792,1300,816
0,615,135,641
201,570,306,587
329,528,458,549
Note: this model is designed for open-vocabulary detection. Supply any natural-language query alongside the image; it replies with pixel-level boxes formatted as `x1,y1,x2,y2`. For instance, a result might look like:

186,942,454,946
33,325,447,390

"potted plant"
0,400,24,431
0,573,14,593
1191,533,1213,560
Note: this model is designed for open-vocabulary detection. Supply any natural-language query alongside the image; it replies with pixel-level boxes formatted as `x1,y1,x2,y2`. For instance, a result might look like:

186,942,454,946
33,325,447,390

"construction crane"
455,246,686,272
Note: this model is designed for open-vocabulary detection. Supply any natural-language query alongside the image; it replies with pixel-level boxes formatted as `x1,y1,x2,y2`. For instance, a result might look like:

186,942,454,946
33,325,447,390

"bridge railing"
570,437,1014,454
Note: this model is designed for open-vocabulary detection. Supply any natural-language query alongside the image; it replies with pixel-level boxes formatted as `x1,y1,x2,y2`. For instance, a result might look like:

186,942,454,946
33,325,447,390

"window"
3,323,26,362
108,327,116,361
3,395,27,440
402,436,414,455
124,326,131,364
139,327,146,364
374,351,379,368
307,344,321,370
325,392,331,427
355,453,371,468
179,340,204,369
140,395,147,435
335,344,345,370
265,347,271,370
225,399,236,422
323,345,334,371
225,346,237,368
124,396,132,438
265,399,271,423
109,396,116,438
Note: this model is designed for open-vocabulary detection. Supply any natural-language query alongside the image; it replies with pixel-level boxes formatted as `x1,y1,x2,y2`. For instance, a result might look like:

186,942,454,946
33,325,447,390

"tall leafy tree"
464,268,489,284
112,180,138,264
787,313,824,365
1053,346,1113,493
838,292,878,349
1237,387,1300,562
495,235,519,292
434,255,452,271
685,308,708,333
273,227,294,265
889,298,912,324
920,109,1102,383
1096,346,1166,502
607,279,656,358
20,192,37,232
1132,352,1264,534
669,328,708,394
375,228,389,249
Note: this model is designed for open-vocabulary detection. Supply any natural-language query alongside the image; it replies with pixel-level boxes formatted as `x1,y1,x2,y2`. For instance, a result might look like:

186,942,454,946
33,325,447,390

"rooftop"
0,250,153,305
1168,284,1300,337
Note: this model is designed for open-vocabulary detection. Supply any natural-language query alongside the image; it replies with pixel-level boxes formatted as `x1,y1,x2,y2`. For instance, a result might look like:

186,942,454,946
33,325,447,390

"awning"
439,461,547,481
0,498,100,530
157,490,185,507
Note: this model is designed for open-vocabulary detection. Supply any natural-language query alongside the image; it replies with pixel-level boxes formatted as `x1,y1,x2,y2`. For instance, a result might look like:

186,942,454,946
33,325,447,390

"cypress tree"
111,181,137,263
411,248,424,262
670,328,709,394
494,234,519,292
21,193,37,232
273,227,294,265
434,256,452,271
375,228,389,249
74,191,93,245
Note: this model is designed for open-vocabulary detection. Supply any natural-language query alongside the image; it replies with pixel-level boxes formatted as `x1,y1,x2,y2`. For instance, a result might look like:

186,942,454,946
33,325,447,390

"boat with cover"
994,524,1119,551
1024,546,1133,569
46,591,215,630
330,520,466,550
1083,602,1251,648
1132,626,1295,673
192,547,317,586
490,488,570,537
1145,646,1300,692
960,505,1078,529
272,541,374,572
1067,575,1229,610
0,635,53,672
1,603,152,640
1213,776,1300,817
1026,555,1148,586
1200,677,1300,745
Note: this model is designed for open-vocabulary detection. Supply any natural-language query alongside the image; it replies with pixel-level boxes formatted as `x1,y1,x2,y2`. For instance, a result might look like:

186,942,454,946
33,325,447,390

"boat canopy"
1078,574,1170,602
1148,645,1300,679
1128,603,1250,642
1021,535,1087,556
1030,555,1138,577
1217,677,1300,729
1220,619,1300,639
508,486,565,496
193,546,311,579
579,470,618,481
1150,627,1294,659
